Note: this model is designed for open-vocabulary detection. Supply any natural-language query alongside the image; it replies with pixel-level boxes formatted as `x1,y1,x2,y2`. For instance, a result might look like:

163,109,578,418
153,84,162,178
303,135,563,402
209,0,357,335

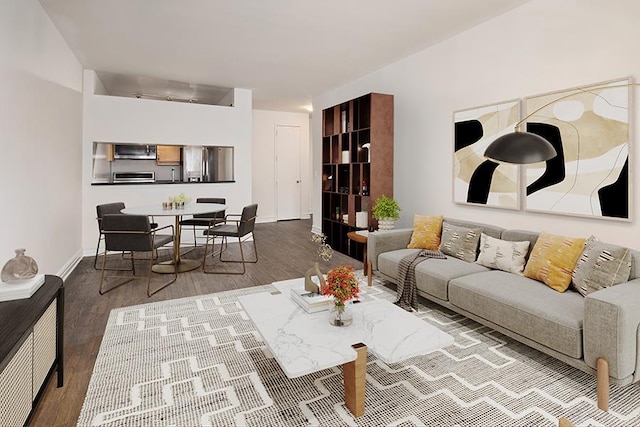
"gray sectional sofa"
368,217,640,411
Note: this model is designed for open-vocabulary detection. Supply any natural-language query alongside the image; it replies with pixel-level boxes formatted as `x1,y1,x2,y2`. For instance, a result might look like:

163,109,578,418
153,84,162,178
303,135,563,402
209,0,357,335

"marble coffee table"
238,278,454,417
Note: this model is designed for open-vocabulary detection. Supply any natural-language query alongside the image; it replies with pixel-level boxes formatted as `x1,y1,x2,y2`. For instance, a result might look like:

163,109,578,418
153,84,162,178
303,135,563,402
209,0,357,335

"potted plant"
372,195,401,230
321,265,359,326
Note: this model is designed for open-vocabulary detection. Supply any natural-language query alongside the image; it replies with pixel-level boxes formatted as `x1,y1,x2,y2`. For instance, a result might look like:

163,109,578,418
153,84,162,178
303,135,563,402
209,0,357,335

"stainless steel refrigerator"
183,146,234,182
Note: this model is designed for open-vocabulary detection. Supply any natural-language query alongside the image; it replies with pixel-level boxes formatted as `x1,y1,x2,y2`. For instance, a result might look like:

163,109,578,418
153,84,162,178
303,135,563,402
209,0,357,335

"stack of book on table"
290,288,334,313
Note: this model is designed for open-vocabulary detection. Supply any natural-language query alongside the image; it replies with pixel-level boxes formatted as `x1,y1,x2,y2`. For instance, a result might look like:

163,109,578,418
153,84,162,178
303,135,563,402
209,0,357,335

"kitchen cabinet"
156,145,181,165
106,144,114,162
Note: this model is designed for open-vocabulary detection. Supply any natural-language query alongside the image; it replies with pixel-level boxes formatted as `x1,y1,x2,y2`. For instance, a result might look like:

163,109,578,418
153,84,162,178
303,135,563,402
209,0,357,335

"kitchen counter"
91,180,235,186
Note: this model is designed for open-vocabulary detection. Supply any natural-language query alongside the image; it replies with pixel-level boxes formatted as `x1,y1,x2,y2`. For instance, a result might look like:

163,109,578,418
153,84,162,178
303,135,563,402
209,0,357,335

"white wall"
82,70,253,253
252,110,311,223
312,0,640,249
0,0,83,278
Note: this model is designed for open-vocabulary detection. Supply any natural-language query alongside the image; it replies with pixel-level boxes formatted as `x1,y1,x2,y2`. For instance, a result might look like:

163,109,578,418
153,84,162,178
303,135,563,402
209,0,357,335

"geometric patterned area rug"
77,272,640,427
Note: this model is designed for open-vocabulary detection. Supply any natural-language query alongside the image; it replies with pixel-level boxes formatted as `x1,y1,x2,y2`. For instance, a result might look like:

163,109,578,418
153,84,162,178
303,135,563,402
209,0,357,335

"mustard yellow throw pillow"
407,215,443,250
523,232,586,292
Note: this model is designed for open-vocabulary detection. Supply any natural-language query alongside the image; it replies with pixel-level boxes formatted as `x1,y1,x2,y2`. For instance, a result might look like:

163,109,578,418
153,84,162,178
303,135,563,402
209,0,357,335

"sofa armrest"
367,228,413,271
584,279,640,380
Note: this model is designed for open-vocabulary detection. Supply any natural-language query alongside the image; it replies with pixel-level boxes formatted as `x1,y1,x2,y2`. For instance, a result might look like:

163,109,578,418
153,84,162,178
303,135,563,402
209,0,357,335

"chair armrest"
584,279,640,381
367,228,413,271
152,224,173,234
220,213,240,224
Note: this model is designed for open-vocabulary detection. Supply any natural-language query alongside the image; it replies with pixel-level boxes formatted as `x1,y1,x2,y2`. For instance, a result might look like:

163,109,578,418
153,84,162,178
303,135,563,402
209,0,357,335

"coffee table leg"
343,343,367,417
367,262,372,286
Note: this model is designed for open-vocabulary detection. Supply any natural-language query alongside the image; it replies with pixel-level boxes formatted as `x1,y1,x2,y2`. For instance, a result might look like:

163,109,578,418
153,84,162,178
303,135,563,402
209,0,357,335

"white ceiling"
39,0,529,112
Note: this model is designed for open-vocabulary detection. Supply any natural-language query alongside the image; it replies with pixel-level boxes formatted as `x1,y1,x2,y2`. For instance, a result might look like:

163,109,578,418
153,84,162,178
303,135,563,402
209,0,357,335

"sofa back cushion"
501,229,540,260
443,218,503,239
630,250,640,279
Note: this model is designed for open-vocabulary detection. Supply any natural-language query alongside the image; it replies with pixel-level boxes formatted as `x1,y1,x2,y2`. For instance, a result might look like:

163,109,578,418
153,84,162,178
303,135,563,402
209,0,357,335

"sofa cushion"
476,233,530,274
449,270,585,359
523,232,586,292
407,214,443,250
572,236,632,296
440,222,482,262
443,218,504,239
377,248,488,301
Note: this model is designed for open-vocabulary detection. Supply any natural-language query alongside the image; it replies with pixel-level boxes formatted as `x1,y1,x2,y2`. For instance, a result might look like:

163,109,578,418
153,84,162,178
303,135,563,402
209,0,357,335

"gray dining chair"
178,197,226,253
94,202,159,269
99,214,176,296
202,203,258,274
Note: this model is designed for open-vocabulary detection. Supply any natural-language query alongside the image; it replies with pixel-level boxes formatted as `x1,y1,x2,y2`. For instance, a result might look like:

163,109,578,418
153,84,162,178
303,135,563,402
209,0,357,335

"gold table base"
152,259,201,274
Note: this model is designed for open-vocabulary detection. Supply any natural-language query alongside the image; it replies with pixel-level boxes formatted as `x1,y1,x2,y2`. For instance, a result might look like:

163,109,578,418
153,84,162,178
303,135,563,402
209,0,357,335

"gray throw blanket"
396,249,446,311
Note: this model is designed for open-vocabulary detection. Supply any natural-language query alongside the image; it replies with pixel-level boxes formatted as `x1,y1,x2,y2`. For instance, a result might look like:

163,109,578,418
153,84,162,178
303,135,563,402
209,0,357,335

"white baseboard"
257,214,311,224
257,216,276,224
57,249,83,281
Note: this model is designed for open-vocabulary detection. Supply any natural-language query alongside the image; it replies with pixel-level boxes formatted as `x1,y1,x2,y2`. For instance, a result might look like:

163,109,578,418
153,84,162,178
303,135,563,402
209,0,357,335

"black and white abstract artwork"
453,100,521,210
523,78,631,221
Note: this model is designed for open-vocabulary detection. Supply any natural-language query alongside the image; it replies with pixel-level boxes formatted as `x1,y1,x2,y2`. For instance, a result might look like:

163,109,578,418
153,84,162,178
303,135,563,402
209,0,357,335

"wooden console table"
0,275,64,426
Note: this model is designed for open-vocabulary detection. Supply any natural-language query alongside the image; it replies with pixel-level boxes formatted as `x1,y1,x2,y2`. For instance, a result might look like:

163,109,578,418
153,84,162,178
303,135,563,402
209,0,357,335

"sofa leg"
596,357,609,412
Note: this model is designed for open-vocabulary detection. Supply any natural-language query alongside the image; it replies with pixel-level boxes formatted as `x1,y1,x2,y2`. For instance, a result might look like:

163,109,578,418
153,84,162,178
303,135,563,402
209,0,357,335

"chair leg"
99,250,175,296
93,233,103,270
147,251,177,297
193,226,197,248
202,231,220,274
99,251,135,295
179,225,201,257
205,235,256,275
219,233,258,264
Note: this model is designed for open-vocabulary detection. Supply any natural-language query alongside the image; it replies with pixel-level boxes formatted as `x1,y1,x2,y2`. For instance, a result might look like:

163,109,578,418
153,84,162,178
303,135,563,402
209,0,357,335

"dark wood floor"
30,219,362,426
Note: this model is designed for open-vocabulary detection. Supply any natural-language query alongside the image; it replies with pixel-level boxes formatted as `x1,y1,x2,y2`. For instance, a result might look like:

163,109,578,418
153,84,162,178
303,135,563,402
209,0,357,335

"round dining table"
122,203,227,274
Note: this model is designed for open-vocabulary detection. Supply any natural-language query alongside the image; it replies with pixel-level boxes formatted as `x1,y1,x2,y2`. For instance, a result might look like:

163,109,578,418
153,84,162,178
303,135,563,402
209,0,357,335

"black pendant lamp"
482,80,640,164
484,131,557,164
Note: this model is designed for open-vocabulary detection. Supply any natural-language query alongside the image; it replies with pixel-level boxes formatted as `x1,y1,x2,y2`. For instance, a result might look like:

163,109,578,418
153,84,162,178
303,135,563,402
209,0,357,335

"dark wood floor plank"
29,219,361,426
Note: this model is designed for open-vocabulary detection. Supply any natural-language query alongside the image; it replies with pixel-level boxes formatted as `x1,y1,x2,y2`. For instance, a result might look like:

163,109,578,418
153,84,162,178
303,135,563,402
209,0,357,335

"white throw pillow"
476,233,530,274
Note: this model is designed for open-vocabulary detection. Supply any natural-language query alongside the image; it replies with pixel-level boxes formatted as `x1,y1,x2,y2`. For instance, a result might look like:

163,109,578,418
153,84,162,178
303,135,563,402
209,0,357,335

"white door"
276,125,302,220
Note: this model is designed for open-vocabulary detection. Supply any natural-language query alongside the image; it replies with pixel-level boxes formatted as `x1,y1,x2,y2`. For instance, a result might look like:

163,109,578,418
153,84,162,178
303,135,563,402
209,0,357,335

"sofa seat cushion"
377,249,489,301
449,270,585,359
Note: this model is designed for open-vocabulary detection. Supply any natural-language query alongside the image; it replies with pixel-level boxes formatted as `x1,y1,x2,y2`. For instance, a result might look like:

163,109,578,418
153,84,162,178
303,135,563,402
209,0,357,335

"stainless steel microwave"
113,144,157,160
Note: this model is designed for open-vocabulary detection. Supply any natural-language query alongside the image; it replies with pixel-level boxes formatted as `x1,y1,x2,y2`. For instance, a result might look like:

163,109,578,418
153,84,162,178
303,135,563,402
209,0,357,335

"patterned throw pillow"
407,215,443,250
476,233,530,274
523,232,586,292
439,222,482,263
571,236,632,297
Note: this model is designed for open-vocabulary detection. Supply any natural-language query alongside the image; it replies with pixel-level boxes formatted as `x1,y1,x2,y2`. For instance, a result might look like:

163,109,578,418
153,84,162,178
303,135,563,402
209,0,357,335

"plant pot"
378,218,396,231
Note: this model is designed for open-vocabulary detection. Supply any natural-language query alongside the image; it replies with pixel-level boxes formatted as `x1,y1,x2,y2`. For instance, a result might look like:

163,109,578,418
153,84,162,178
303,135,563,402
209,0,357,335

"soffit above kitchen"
94,71,233,106
39,0,530,113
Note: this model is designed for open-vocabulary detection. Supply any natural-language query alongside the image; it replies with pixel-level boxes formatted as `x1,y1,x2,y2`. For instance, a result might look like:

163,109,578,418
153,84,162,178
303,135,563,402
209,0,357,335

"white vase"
378,218,396,231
